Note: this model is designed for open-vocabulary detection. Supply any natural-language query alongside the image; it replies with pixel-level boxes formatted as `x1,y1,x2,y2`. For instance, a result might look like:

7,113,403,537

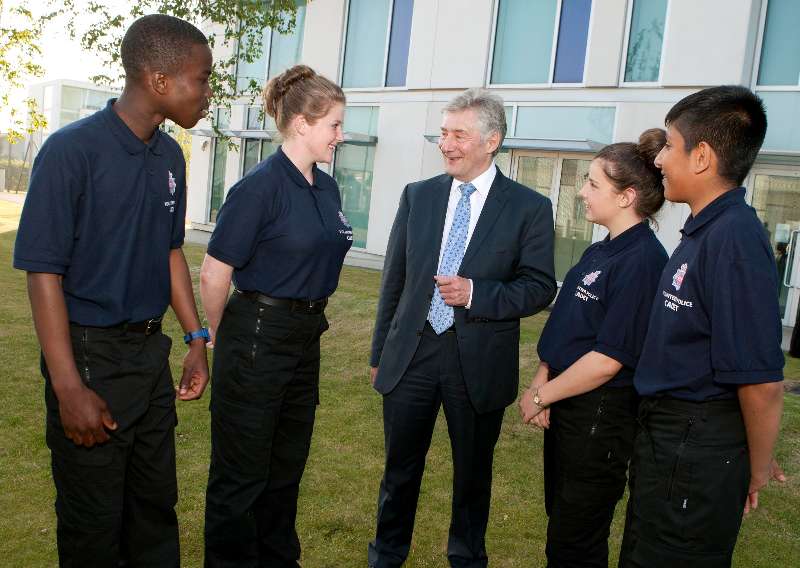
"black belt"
235,290,327,314
72,317,162,335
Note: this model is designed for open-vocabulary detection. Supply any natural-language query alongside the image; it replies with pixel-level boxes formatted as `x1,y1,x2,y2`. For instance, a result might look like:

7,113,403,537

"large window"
333,107,379,248
623,0,668,83
490,0,592,85
757,0,800,87
58,85,117,128
513,152,593,281
341,0,414,88
209,139,227,223
241,139,280,176
235,1,306,94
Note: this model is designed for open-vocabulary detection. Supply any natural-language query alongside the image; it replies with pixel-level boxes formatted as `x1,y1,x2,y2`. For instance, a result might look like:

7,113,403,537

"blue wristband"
184,328,210,344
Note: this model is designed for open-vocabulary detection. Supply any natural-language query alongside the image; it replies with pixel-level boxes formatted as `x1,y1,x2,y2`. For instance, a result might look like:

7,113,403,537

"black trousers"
43,324,179,568
204,292,328,568
369,323,505,568
543,384,639,568
618,397,749,568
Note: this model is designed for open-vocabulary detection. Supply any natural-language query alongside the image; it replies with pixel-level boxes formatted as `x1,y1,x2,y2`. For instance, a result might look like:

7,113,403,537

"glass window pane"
236,28,270,93
261,141,280,161
334,143,375,248
268,1,306,80
495,149,511,177
554,159,593,281
515,156,556,199
344,106,379,136
515,106,615,144
209,140,228,223
553,0,592,83
215,107,231,129
385,0,414,87
342,0,391,88
760,91,800,152
247,106,263,129
757,0,800,86
242,139,261,176
751,174,800,316
624,0,667,83
61,86,84,111
491,0,557,85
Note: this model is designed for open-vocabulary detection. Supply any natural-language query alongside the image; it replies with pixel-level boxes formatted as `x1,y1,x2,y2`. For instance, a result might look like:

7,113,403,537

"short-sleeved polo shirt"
537,221,668,386
207,146,353,300
635,188,784,401
13,99,186,327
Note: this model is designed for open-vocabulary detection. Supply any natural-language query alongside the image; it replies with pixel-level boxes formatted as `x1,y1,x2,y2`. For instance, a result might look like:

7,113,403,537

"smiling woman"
199,64,353,566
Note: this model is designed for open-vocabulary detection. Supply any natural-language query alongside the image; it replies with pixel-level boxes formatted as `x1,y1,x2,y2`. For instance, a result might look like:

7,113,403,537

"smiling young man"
368,89,556,568
618,86,785,568
13,14,212,567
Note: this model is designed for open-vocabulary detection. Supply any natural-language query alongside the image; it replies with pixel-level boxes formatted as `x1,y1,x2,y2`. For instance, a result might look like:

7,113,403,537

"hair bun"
636,128,667,164
264,65,317,119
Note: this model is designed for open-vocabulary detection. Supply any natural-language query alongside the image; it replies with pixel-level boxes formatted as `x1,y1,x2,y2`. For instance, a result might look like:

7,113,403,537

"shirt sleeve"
594,253,664,369
710,227,784,385
171,155,187,249
13,134,86,274
206,177,269,269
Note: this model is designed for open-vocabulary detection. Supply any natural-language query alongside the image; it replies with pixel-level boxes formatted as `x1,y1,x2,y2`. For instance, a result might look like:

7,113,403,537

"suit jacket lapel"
425,175,453,274
460,168,509,270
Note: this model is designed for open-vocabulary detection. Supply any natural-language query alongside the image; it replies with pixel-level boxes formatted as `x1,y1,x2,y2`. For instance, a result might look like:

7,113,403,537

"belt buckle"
145,318,159,335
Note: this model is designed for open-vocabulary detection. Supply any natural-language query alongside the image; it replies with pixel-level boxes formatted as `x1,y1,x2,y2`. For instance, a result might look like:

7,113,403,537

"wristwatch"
532,387,548,410
184,327,210,344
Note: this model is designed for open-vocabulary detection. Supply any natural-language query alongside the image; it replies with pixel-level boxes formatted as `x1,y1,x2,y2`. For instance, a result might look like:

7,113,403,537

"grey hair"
443,88,507,156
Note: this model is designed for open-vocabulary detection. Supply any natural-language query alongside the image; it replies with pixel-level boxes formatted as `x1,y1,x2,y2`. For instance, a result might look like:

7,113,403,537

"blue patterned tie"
428,183,477,334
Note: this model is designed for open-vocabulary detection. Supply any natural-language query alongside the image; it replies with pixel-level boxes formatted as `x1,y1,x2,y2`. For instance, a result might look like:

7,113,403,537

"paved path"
0,191,26,205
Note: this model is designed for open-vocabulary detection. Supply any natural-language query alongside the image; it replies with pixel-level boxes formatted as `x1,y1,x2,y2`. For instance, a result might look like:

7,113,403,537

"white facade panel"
303,0,346,80
405,0,438,89
584,0,626,87
365,102,429,254
660,0,759,86
429,0,494,89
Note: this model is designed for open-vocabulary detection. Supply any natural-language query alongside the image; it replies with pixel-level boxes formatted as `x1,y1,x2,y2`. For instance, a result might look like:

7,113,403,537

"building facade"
187,0,800,336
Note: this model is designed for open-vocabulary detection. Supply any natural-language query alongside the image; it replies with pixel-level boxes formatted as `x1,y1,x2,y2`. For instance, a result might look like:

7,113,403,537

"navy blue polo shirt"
635,188,784,401
14,99,186,326
537,222,668,387
207,146,353,300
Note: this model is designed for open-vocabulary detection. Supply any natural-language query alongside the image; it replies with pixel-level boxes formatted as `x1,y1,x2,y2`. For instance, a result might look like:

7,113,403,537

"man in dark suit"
368,89,557,568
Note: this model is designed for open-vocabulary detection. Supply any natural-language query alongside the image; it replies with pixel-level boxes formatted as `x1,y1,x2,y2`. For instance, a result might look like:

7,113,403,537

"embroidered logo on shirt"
168,171,177,196
672,263,688,291
338,210,351,227
582,270,602,286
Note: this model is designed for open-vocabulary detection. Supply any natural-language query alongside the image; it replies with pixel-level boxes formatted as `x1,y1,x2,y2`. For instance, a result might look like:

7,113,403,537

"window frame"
486,0,595,89
618,0,671,88
751,0,800,92
339,0,412,92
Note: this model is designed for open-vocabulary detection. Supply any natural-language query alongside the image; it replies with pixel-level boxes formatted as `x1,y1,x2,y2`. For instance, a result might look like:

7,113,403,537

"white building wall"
302,0,346,80
428,0,494,89
583,0,627,87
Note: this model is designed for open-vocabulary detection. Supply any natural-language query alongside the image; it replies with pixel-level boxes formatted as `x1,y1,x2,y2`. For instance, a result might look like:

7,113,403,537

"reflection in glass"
334,143,375,248
516,156,556,199
757,0,800,86
751,174,800,317
624,0,667,83
209,140,228,223
242,139,261,176
342,0,391,88
554,159,593,281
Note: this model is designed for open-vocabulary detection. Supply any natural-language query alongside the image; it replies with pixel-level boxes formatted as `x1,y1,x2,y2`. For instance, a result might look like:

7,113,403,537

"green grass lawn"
1,214,798,566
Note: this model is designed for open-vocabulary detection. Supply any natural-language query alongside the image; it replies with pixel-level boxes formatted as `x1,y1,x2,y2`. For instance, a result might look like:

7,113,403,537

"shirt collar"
102,99,163,156
450,161,497,198
276,145,322,189
681,187,746,236
597,220,651,255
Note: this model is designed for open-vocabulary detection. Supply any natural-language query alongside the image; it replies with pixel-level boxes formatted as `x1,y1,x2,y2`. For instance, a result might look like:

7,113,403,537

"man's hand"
57,385,117,447
435,275,471,307
370,366,378,386
519,387,546,424
744,456,788,515
178,341,209,401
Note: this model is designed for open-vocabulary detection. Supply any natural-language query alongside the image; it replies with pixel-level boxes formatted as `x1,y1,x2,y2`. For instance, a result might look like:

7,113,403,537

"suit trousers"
543,384,639,568
369,323,505,568
204,292,328,568
618,397,749,568
44,325,179,568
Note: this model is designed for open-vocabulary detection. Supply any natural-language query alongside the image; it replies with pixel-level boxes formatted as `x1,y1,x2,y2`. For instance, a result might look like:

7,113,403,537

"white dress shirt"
436,161,497,308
